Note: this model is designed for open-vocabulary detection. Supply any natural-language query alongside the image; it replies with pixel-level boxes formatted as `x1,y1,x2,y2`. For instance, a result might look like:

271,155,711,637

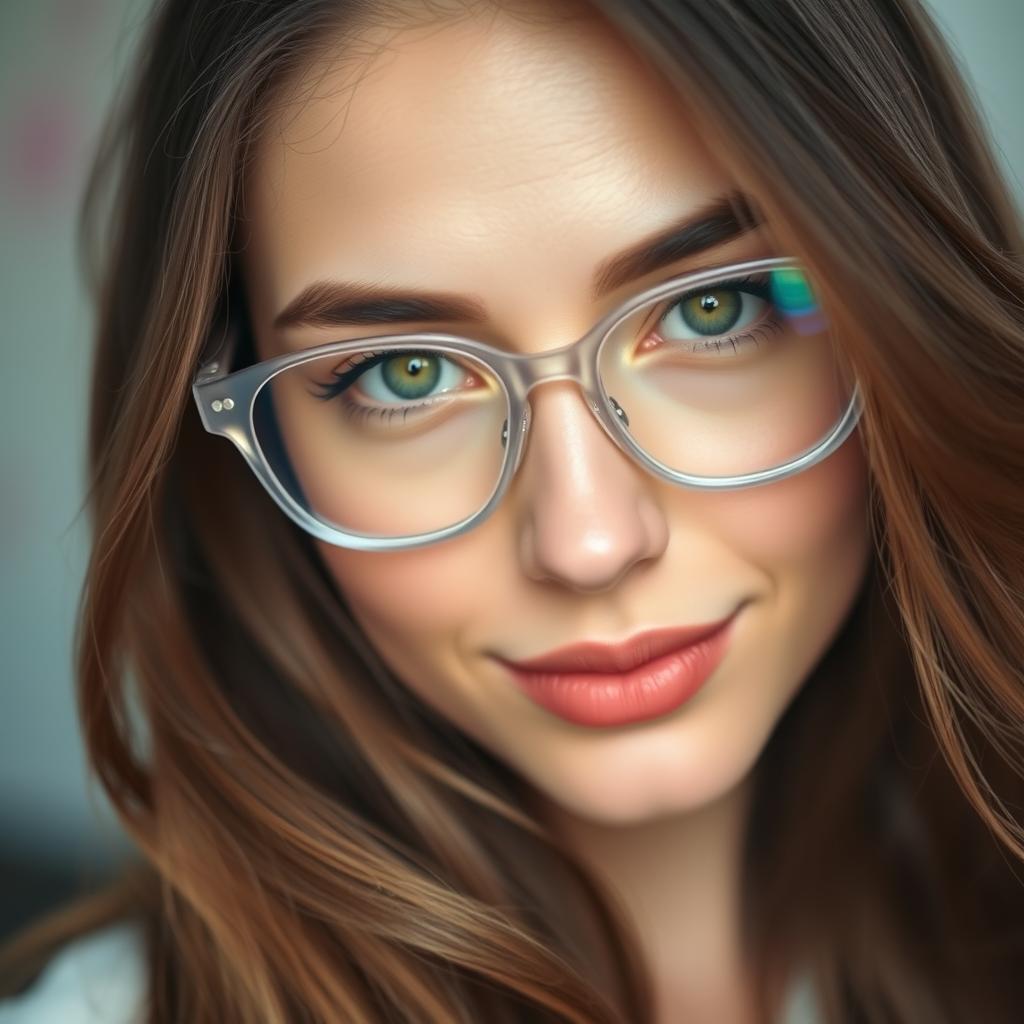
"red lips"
498,617,735,676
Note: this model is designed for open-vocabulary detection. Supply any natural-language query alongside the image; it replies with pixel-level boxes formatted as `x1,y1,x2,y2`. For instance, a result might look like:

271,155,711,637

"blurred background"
1,0,1022,941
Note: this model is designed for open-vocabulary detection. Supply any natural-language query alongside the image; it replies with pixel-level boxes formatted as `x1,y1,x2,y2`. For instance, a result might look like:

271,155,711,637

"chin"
520,718,766,829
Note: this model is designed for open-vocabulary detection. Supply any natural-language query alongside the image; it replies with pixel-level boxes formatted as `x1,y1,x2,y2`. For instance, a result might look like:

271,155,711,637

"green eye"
678,289,742,335
381,353,442,399
659,278,772,346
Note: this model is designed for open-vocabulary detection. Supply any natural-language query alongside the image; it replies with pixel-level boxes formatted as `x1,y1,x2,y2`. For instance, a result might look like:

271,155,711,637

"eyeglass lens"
251,264,855,539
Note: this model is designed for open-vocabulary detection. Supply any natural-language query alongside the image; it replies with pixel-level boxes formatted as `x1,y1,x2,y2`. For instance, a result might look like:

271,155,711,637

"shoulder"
779,967,824,1024
0,920,146,1024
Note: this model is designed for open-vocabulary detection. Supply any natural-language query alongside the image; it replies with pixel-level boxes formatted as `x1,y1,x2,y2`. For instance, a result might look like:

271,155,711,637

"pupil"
701,295,719,311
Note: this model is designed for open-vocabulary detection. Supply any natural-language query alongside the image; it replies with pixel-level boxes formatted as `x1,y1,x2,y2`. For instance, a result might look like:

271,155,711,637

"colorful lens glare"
770,267,826,335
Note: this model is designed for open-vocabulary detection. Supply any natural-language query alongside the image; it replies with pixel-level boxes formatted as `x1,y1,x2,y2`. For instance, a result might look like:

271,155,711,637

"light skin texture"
241,4,872,1020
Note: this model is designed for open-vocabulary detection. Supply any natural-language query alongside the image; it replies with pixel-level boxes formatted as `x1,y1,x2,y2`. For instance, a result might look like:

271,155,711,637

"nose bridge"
508,329,612,476
509,335,668,592
517,339,589,393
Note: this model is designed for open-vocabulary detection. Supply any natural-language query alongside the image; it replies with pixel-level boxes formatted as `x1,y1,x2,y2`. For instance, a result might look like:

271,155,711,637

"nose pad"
501,396,631,476
607,394,630,429
512,404,531,474
500,407,533,473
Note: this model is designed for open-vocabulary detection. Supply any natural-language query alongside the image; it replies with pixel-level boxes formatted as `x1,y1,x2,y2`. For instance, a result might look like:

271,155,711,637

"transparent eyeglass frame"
193,255,864,551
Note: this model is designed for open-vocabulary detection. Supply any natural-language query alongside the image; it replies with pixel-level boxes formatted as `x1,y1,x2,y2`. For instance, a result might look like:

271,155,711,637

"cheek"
707,432,871,575
319,538,504,738
320,542,474,634
316,532,509,701
702,431,873,743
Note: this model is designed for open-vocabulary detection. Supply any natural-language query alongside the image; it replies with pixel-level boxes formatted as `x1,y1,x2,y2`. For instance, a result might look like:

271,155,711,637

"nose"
512,382,669,592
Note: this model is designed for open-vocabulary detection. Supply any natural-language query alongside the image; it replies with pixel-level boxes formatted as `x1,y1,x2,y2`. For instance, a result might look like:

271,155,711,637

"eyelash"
643,274,777,355
310,275,780,422
310,351,454,427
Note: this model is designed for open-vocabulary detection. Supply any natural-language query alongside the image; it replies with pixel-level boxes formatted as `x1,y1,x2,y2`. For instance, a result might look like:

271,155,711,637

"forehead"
242,6,743,333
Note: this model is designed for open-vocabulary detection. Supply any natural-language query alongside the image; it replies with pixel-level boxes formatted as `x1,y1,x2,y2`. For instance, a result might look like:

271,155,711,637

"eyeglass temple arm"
192,315,244,437
194,315,240,385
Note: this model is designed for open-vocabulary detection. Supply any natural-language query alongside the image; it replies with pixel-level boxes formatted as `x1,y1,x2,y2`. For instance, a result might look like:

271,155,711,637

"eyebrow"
272,190,761,331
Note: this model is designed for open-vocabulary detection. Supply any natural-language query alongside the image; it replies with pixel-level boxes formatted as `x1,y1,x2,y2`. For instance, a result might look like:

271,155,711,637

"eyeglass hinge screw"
210,398,234,413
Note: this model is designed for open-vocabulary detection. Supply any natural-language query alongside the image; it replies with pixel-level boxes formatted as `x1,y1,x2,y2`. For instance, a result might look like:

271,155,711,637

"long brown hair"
2,0,1023,1020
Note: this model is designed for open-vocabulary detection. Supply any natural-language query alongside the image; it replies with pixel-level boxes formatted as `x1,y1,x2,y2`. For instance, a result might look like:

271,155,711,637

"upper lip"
497,615,735,675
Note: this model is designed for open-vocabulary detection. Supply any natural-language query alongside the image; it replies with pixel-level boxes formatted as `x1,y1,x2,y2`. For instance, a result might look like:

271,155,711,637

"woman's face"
242,3,871,827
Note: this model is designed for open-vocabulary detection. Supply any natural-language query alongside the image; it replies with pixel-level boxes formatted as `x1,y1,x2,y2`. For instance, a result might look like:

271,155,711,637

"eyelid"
645,254,776,293
286,251,783,358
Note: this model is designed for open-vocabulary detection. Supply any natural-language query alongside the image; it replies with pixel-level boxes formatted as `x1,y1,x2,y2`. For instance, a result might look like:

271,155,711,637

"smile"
494,613,739,727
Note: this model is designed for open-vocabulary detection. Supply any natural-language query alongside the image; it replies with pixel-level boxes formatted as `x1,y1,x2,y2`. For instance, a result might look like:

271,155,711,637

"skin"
241,3,872,1019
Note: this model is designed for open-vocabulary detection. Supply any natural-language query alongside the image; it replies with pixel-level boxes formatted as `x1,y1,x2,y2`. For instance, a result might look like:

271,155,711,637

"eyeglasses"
193,256,863,551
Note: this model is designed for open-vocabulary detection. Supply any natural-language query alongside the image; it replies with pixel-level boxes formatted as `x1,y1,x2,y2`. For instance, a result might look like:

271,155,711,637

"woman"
1,0,1022,1020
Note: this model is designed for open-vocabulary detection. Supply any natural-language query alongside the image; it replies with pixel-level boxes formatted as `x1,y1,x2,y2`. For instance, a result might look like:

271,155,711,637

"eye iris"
679,289,741,335
382,353,441,399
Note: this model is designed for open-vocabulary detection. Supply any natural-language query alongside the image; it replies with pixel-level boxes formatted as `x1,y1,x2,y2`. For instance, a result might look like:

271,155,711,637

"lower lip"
501,616,738,728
